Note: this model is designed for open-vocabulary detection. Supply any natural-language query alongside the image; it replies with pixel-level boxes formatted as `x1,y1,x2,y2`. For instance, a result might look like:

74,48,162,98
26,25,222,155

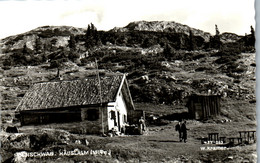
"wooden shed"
16,74,140,134
186,94,221,120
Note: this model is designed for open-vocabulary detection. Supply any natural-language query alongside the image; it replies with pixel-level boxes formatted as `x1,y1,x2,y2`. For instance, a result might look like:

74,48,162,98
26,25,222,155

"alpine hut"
16,74,142,134
186,94,221,120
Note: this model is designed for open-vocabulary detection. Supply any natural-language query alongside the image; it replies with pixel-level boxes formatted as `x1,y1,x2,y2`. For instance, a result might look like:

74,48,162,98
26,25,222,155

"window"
110,111,116,120
123,114,127,123
86,109,99,121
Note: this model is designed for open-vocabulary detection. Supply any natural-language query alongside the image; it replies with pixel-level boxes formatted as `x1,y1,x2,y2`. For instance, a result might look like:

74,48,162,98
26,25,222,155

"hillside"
0,21,256,163
0,21,256,114
0,21,255,109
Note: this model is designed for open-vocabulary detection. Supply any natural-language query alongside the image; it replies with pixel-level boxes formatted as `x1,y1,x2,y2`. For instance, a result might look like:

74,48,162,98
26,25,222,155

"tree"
163,44,174,59
35,37,42,53
215,24,220,36
50,59,61,68
250,25,255,36
50,38,58,51
69,35,76,52
85,23,99,50
188,29,195,51
68,35,79,61
249,25,255,47
210,24,222,49
91,23,98,41
141,37,156,48
22,44,28,55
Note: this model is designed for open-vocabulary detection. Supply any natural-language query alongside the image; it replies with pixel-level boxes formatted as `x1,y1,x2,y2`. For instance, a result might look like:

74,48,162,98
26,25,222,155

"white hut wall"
107,90,129,132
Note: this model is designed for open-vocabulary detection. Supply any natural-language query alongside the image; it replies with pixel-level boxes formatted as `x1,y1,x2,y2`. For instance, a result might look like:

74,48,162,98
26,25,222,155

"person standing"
175,121,182,142
181,121,188,143
139,116,146,134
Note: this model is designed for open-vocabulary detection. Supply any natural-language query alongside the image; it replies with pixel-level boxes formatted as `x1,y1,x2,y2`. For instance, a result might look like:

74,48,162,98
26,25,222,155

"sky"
0,0,256,39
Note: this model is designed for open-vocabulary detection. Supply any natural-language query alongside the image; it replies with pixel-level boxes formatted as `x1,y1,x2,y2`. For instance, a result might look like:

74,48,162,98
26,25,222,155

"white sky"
0,0,256,39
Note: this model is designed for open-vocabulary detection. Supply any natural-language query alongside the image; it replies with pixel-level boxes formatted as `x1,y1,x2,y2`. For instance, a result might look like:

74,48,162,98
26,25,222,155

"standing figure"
181,121,188,143
139,116,146,134
175,121,182,142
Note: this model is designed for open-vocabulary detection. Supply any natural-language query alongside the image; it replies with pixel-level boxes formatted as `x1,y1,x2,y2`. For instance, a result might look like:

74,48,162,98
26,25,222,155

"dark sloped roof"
16,75,124,111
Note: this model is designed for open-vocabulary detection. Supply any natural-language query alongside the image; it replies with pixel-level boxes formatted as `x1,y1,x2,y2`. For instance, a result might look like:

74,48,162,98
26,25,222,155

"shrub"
215,55,239,64
192,54,205,60
50,59,62,68
68,52,80,61
128,70,146,79
195,67,212,72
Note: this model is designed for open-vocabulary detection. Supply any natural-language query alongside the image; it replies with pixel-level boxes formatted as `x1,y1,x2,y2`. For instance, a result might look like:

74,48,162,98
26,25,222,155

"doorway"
117,111,120,131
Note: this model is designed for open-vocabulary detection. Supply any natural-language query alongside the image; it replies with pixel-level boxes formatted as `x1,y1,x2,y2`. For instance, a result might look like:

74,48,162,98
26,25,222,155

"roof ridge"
32,73,125,85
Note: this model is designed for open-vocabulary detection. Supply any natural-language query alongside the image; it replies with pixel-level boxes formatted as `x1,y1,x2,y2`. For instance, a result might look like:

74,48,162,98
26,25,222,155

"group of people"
175,120,188,143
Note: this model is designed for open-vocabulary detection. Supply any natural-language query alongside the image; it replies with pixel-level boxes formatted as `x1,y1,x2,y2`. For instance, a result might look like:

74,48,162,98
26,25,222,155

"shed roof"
16,74,126,111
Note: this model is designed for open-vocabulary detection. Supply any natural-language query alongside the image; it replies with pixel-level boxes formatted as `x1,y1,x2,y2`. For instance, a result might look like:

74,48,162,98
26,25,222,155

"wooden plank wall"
187,95,220,120
201,95,220,119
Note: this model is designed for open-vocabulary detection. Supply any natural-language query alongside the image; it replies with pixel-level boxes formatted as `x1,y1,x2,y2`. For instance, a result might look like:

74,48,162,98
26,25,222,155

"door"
117,111,120,131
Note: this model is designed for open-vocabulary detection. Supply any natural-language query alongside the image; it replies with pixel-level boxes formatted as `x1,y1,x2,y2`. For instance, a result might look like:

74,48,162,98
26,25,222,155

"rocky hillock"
220,32,243,43
112,21,212,42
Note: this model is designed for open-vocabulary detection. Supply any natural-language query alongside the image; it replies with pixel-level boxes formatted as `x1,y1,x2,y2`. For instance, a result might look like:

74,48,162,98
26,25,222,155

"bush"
2,66,11,70
214,46,241,65
68,52,80,61
215,55,239,64
128,70,146,79
195,67,212,72
50,60,62,68
3,58,13,66
192,54,205,60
